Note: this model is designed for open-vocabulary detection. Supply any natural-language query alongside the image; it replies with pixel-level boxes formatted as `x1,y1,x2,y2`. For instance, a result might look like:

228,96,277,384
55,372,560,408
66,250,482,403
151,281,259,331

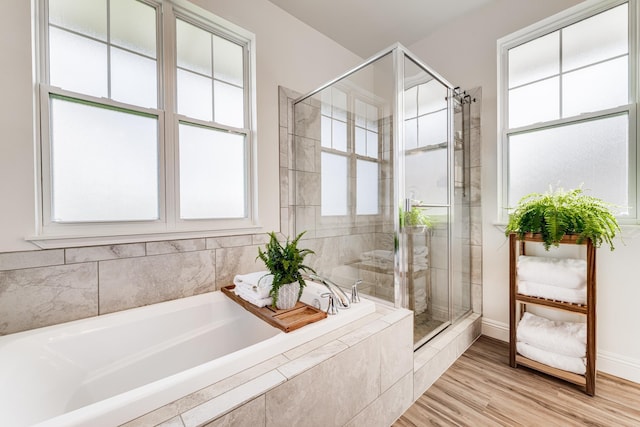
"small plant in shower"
257,231,316,310
401,205,433,232
505,186,620,250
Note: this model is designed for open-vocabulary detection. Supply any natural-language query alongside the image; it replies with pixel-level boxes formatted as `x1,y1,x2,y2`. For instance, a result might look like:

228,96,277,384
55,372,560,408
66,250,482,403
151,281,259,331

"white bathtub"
0,281,375,427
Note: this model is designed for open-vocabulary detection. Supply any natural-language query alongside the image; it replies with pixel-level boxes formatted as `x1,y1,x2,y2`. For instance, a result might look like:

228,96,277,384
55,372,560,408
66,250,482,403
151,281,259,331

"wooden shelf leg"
509,233,517,368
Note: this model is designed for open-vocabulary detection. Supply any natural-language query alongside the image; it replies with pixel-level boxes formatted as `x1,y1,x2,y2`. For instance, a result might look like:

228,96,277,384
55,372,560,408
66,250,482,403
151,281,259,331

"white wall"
408,0,640,383
0,0,362,253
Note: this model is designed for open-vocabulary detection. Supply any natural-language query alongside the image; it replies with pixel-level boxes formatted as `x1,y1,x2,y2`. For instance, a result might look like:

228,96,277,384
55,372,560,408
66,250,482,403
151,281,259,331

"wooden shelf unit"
509,233,596,396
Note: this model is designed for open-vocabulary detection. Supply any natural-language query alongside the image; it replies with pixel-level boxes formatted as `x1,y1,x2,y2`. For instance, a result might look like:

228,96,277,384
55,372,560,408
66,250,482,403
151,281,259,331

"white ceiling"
267,0,498,57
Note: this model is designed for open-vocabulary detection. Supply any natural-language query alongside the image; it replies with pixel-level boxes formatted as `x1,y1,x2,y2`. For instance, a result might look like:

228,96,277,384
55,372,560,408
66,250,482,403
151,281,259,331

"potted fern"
505,187,620,250
256,231,316,309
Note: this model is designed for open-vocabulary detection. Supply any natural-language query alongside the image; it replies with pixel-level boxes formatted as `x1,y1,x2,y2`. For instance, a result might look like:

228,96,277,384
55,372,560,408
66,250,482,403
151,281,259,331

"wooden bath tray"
221,285,327,333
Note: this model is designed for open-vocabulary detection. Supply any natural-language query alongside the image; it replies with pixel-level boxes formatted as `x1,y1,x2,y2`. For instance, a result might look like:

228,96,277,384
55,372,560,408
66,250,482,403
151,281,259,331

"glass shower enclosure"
292,45,471,348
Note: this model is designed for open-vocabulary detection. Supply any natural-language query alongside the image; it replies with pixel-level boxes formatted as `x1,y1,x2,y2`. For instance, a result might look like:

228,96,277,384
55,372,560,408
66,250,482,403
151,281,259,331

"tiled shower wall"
282,85,398,302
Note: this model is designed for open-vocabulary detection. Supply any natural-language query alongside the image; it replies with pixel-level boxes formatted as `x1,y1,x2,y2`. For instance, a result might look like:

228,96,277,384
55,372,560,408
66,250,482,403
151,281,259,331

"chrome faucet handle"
321,292,339,315
351,279,362,303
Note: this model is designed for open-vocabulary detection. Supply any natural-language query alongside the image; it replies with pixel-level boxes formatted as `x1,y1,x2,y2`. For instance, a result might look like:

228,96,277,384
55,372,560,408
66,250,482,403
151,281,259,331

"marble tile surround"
0,237,261,334
121,306,417,427
120,309,481,427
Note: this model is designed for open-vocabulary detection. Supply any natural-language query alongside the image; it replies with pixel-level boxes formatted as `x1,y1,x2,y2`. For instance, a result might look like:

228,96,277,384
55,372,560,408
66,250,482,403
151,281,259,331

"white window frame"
32,0,258,247
319,87,383,219
497,0,639,224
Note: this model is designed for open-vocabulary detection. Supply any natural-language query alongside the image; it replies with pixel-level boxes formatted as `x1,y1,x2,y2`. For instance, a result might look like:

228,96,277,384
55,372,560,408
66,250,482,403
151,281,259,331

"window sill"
26,225,263,249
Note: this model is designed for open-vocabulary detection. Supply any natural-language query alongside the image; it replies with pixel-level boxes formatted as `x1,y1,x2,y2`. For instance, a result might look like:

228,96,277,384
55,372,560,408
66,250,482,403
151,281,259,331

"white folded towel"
517,312,586,358
233,271,273,299
518,280,586,305
518,255,586,289
517,341,586,375
234,286,272,308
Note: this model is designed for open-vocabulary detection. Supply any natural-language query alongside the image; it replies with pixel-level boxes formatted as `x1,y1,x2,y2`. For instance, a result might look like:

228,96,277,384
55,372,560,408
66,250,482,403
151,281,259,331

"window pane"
563,56,628,117
404,86,418,118
418,80,447,115
406,148,448,205
357,160,378,215
110,0,156,58
321,89,331,116
332,88,347,121
179,124,245,219
366,104,378,130
355,127,366,155
332,119,347,152
49,27,108,97
508,77,559,128
366,130,377,158
355,99,366,128
418,110,447,147
50,97,159,222
562,4,628,72
111,47,157,108
177,69,212,121
321,116,331,148
405,118,417,150
176,19,211,75
49,0,107,41
508,32,559,88
214,80,244,128
321,152,348,216
213,35,243,87
508,114,628,213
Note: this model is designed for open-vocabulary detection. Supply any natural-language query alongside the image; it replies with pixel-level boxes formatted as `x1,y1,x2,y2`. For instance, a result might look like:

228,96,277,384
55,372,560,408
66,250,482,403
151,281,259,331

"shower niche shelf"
508,233,596,396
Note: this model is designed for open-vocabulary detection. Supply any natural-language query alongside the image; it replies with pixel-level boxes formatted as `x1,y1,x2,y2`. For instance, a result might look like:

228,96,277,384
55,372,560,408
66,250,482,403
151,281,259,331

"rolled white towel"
234,286,272,308
233,271,273,299
518,280,586,305
517,341,586,375
517,312,586,358
413,246,429,258
518,255,586,289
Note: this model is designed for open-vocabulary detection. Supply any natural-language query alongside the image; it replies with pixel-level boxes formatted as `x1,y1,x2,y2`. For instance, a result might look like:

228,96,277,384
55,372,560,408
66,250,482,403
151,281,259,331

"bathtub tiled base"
122,310,481,427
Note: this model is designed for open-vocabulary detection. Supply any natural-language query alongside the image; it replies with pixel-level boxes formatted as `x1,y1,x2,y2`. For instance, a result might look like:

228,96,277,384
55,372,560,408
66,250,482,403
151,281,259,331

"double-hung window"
38,0,256,241
498,0,637,221
320,87,381,218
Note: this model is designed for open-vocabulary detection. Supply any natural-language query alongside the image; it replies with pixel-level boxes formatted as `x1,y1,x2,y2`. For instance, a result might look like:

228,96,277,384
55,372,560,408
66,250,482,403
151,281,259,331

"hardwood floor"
394,336,640,426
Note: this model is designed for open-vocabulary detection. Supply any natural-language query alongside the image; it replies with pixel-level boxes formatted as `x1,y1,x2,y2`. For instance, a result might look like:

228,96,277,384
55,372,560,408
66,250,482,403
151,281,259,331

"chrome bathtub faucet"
321,292,339,315
351,279,362,303
308,274,351,309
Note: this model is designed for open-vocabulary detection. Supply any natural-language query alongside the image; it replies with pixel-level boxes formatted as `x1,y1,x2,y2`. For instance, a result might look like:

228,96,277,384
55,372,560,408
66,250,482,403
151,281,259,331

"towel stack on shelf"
517,255,587,304
516,312,587,374
233,271,273,308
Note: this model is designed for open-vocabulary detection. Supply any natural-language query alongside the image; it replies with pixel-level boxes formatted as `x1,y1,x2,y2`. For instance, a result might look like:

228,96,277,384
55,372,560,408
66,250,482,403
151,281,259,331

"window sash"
37,0,257,239
320,91,382,219
498,0,638,223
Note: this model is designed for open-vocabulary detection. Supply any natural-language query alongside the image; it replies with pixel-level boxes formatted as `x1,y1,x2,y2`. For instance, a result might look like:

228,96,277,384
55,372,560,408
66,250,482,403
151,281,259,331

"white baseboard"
481,317,640,384
598,350,640,384
481,318,509,342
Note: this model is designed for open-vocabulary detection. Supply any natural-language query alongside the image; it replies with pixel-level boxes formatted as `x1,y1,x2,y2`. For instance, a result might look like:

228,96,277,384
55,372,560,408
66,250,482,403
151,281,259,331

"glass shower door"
403,56,452,347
